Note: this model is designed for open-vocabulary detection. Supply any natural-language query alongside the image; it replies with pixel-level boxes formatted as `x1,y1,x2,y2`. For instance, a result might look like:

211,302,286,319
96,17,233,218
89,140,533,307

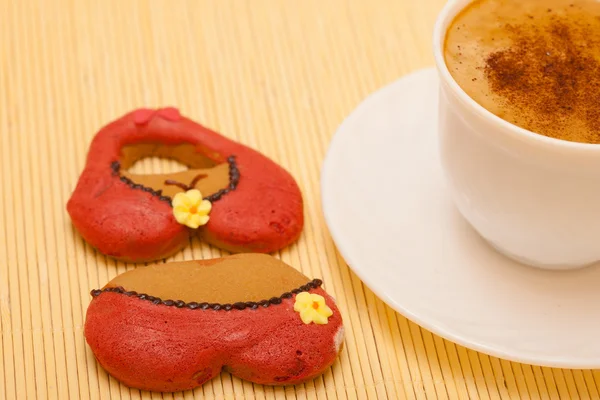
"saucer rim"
321,67,600,369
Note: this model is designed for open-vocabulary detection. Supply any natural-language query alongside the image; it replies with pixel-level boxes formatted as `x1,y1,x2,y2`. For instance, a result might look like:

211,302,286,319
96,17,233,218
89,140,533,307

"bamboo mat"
1,0,599,399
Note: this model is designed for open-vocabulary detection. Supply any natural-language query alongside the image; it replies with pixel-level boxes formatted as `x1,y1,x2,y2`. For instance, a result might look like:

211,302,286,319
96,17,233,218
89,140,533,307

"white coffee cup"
433,0,600,270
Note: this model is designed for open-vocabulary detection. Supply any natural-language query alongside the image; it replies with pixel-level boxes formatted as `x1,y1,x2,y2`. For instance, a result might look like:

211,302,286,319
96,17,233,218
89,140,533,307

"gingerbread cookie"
84,254,344,392
67,108,304,262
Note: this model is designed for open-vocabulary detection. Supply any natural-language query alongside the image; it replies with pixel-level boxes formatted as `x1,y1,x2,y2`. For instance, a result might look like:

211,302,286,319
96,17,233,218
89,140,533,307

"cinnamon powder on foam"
445,1,600,144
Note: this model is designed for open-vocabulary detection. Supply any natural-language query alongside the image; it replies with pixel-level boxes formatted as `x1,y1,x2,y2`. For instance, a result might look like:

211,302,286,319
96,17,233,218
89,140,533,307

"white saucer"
321,67,600,369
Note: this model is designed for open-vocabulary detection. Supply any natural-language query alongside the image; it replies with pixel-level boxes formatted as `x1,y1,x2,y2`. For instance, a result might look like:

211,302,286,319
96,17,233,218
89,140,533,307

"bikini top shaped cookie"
84,254,344,392
67,108,304,262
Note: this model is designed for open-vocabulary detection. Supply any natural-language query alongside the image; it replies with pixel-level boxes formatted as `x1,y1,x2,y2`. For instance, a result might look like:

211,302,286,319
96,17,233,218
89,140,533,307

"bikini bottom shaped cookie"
67,108,304,262
84,254,344,392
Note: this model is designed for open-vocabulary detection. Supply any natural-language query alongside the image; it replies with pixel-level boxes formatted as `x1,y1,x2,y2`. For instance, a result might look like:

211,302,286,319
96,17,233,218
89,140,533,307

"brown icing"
103,254,310,304
122,163,230,199
118,143,232,199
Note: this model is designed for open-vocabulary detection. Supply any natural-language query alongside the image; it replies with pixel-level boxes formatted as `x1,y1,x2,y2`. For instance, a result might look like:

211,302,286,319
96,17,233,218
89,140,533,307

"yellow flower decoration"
172,189,212,229
293,292,333,325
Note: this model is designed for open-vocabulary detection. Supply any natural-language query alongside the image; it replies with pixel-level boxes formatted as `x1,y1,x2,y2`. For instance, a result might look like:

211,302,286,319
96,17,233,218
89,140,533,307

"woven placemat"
1,0,598,398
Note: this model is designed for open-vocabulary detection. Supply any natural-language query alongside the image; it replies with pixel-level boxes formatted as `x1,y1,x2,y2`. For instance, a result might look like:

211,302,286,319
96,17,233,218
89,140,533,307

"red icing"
158,107,181,122
132,108,155,125
133,107,182,125
67,108,304,262
84,288,343,392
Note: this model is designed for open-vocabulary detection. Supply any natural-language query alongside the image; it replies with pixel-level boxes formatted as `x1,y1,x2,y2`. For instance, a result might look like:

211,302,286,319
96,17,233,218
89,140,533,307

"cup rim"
432,0,600,152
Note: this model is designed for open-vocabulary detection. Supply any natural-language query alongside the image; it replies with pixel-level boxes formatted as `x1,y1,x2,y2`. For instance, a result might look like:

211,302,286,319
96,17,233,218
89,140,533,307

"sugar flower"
293,292,333,325
172,189,212,228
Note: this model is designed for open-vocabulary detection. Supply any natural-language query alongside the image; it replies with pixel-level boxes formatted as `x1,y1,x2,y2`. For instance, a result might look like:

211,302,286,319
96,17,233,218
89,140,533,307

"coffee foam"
445,0,600,144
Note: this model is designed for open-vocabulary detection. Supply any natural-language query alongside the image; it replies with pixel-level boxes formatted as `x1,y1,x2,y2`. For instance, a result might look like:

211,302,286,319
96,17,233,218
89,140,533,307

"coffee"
444,0,600,144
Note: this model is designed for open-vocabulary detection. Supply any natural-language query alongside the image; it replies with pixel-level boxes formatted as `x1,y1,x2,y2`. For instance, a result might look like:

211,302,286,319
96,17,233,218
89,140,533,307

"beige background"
1,0,599,399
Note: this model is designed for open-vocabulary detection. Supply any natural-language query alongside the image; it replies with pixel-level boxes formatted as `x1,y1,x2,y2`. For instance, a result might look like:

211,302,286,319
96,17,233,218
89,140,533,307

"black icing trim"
112,155,240,205
90,279,324,311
